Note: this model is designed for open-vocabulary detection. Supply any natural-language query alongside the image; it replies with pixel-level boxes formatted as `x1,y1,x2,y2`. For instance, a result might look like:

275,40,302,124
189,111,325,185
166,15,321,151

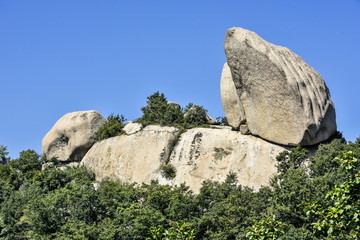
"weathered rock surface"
80,126,287,192
80,125,180,184
220,62,245,130
222,27,336,146
168,128,287,192
123,122,143,135
42,111,106,161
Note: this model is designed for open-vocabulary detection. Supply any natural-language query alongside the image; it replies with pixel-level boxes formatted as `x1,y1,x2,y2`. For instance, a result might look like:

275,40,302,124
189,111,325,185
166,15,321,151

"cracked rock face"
42,110,106,161
221,27,337,146
168,127,287,192
80,125,287,193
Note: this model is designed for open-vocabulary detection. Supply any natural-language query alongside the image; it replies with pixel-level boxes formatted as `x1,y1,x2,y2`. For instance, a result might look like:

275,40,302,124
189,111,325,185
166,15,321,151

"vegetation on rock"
137,92,184,127
94,92,213,142
183,103,208,127
137,92,210,129
95,114,126,141
161,164,177,179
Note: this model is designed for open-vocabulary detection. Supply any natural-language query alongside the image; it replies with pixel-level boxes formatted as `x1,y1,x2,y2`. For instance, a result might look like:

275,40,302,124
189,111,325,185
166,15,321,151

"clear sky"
1,0,359,158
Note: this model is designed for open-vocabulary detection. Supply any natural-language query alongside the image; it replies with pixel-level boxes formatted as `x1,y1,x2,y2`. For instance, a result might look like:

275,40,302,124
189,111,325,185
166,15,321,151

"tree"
9,149,41,174
246,215,286,240
274,145,308,176
183,103,208,126
0,145,9,164
95,114,126,141
138,92,183,126
306,151,360,239
147,221,196,240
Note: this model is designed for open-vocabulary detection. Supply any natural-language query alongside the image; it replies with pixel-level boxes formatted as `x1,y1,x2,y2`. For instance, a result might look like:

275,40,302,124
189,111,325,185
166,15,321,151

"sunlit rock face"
222,27,336,146
167,127,288,192
42,110,106,162
80,126,288,193
80,125,180,184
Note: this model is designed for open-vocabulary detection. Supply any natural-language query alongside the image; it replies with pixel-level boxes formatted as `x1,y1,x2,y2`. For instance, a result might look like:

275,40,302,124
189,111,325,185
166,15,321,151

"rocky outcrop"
41,28,337,193
222,27,336,146
80,125,180,184
168,128,287,192
42,111,106,161
80,126,287,192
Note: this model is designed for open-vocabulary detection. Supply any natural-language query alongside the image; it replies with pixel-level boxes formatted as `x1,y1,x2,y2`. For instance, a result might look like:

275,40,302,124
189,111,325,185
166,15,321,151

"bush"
161,164,176,179
95,114,126,141
137,92,183,126
0,145,9,164
137,92,212,129
183,103,208,126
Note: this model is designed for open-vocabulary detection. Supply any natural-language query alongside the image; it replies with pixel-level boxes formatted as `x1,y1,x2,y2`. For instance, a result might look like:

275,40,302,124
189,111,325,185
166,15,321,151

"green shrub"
161,164,176,179
136,92,211,129
95,114,126,141
0,145,9,164
183,103,208,126
137,92,183,126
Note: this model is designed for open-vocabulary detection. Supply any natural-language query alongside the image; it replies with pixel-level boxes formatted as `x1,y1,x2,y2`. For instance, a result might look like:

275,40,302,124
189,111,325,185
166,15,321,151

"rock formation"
80,125,180,184
221,27,336,146
41,28,338,192
167,128,287,192
42,110,106,161
80,125,288,193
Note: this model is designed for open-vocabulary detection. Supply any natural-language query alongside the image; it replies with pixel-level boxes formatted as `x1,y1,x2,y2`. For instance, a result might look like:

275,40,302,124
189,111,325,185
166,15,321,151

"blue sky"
0,0,359,158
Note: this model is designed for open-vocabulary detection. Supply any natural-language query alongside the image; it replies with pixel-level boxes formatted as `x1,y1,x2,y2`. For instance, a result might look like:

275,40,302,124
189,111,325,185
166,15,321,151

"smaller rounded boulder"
42,110,106,162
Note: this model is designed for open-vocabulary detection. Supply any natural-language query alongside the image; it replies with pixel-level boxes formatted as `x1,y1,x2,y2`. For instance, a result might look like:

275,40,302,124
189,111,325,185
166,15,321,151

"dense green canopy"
0,136,359,239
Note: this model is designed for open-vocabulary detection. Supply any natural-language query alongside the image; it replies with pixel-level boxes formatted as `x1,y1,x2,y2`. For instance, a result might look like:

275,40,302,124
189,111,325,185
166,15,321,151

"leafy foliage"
147,221,196,240
0,136,359,239
137,92,210,129
161,164,177,179
183,103,208,127
0,145,9,164
137,92,184,126
274,145,308,175
95,113,126,141
246,216,286,240
306,151,360,239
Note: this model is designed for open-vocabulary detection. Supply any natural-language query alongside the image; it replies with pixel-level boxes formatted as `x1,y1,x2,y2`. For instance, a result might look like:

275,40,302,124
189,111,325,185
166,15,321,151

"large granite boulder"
80,125,180,183
222,27,336,146
42,110,106,161
80,125,287,193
